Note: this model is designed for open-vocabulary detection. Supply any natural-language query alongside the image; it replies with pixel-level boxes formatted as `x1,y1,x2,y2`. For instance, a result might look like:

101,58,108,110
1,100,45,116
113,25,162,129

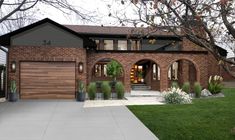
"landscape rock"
213,93,225,98
201,89,212,97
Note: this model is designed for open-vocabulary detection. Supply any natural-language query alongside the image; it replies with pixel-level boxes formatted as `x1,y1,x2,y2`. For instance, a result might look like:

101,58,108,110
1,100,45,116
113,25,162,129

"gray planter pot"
96,93,104,100
111,92,117,99
8,92,18,102
76,92,85,102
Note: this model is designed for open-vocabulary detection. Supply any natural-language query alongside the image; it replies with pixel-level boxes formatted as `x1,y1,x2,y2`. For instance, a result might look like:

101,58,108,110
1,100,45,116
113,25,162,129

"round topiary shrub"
115,82,125,99
101,81,111,100
88,82,96,100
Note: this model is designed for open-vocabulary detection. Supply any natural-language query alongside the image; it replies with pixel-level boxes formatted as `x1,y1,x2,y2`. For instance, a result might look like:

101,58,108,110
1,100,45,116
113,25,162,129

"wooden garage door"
20,62,75,99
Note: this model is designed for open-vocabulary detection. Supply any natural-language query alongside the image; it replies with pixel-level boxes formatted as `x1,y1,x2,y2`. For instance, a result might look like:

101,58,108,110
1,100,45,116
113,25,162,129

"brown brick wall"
8,42,228,95
207,53,235,81
8,46,87,94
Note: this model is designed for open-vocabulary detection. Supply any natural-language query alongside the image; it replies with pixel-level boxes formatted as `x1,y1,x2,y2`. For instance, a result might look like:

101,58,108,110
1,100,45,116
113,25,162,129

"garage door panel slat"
20,62,76,99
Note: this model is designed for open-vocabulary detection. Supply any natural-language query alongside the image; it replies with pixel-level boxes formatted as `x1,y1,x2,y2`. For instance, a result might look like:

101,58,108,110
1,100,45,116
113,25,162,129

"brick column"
124,67,131,93
180,60,189,84
160,67,168,91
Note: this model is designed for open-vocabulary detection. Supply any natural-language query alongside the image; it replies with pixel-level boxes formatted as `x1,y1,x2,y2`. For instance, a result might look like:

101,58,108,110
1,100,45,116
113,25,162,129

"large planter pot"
8,92,18,102
96,93,104,100
111,92,117,99
76,92,85,102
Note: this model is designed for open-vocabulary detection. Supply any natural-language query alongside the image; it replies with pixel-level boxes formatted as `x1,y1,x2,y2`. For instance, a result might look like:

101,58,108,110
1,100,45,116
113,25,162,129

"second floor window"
95,40,100,50
131,40,141,50
118,40,127,50
104,40,114,50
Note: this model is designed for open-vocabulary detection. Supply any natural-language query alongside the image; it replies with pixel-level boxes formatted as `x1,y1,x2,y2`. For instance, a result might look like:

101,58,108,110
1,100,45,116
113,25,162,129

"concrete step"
131,84,151,90
130,91,162,97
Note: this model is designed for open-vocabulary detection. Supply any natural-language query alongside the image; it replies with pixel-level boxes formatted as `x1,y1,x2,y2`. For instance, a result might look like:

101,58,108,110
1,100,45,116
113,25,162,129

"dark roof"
0,18,96,47
65,25,177,37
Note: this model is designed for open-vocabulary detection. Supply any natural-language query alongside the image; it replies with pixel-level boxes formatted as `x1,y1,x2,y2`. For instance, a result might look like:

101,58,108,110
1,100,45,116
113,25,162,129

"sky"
38,0,135,26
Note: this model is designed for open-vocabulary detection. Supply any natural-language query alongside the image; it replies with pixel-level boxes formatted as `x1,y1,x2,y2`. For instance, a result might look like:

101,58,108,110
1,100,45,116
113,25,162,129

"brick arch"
88,56,126,87
167,57,200,80
166,57,200,88
88,57,125,78
128,58,162,91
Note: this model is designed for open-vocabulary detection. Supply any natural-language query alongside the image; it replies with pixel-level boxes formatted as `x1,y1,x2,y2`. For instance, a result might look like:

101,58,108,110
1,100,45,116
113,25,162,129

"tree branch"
221,3,235,39
0,0,27,23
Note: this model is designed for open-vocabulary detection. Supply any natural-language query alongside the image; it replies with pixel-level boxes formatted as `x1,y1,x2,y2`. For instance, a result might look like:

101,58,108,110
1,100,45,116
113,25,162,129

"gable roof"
0,18,95,47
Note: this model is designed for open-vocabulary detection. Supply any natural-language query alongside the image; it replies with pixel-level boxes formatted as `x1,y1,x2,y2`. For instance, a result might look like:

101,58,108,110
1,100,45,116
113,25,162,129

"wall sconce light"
78,62,83,73
11,61,16,73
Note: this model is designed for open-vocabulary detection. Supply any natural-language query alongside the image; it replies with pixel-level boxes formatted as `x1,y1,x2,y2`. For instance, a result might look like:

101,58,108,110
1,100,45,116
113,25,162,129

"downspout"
0,46,8,99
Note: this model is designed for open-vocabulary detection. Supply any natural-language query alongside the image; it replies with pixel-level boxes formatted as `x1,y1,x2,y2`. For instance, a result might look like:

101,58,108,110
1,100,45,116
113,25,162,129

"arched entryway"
130,59,160,91
91,58,124,83
168,59,197,88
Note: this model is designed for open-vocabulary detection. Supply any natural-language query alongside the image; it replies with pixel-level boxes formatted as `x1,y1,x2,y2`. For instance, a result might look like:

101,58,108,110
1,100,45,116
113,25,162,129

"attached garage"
20,62,76,99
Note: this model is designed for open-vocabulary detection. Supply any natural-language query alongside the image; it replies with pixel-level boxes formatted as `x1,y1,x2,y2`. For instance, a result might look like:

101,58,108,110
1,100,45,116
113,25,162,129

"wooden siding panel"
20,62,75,99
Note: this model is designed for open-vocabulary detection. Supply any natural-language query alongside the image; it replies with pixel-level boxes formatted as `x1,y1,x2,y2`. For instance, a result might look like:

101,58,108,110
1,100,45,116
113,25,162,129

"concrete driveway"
0,100,158,140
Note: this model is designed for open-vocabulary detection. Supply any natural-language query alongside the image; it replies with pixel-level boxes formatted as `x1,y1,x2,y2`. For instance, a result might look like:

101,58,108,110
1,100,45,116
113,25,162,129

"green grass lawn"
128,88,235,140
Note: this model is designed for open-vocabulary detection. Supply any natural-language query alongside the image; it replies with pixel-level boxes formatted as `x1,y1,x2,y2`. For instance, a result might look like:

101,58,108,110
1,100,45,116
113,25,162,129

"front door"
131,65,145,84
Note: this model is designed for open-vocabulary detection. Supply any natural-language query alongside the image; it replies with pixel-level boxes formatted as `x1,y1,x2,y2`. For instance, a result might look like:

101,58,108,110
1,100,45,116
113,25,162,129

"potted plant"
137,71,144,82
106,60,122,87
76,80,85,102
8,80,18,102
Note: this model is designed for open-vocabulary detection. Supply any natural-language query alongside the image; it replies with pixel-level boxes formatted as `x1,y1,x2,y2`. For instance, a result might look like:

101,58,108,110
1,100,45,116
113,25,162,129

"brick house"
0,18,231,99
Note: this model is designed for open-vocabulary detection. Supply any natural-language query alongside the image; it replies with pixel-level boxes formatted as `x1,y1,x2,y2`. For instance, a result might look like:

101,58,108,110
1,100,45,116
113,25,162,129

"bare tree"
0,5,38,34
0,0,96,27
110,0,235,76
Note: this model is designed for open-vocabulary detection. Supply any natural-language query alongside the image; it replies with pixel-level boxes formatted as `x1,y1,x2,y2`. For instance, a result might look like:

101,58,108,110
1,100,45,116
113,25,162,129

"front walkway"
84,90,164,108
0,100,158,140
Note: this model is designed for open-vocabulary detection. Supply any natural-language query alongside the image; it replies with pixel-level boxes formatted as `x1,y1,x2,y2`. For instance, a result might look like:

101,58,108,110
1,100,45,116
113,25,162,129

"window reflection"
131,40,141,50
118,40,127,50
104,40,113,50
153,64,160,80
94,64,102,77
95,40,100,50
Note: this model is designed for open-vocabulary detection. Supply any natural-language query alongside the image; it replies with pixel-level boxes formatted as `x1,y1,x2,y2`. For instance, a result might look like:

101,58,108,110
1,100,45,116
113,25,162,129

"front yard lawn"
128,88,235,140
